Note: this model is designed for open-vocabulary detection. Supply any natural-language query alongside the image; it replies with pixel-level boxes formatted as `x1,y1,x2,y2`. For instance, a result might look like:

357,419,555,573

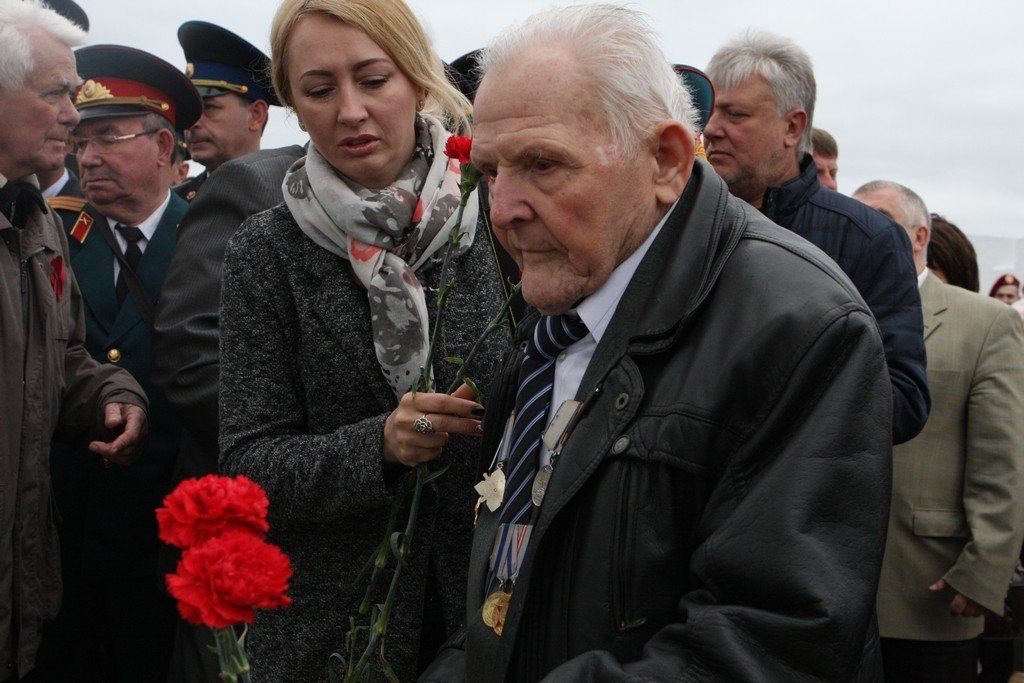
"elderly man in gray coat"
423,4,893,681
0,1,148,676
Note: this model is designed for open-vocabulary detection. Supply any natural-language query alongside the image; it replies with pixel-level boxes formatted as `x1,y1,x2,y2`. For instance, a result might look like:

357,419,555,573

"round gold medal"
482,590,511,636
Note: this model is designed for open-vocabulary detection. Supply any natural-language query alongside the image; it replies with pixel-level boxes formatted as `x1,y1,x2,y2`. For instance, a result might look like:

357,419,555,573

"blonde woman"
217,0,512,678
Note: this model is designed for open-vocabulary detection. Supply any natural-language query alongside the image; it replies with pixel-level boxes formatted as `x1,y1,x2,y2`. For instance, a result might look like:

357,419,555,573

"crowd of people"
1,0,1023,681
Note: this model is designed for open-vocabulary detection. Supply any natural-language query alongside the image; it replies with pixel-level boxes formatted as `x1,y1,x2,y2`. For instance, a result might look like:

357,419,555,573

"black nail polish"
472,406,486,416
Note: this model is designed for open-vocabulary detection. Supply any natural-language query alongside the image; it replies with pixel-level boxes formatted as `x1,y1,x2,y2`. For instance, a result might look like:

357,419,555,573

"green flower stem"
447,282,522,395
349,464,426,680
343,162,505,682
212,625,251,683
416,219,465,393
357,494,402,615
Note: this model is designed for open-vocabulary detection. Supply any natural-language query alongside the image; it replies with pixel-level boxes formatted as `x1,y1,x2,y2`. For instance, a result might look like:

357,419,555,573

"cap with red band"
74,44,202,132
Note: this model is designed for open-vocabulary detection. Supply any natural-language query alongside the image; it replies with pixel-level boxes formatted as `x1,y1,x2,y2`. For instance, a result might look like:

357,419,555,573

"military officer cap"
673,64,714,131
74,45,203,133
177,21,279,106
40,0,88,31
447,49,482,102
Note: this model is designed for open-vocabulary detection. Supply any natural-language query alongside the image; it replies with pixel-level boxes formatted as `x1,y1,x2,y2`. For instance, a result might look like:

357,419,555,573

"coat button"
107,348,121,363
612,436,630,454
615,392,629,410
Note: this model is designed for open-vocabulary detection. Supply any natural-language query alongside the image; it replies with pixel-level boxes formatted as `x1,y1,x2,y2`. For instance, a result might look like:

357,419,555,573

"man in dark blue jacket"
704,30,929,444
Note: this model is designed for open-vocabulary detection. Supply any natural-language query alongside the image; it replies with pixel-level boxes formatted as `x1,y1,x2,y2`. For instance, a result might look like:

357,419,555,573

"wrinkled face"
76,115,168,211
814,152,838,190
995,284,1020,305
286,14,421,189
704,74,796,203
186,93,256,171
0,32,80,180
471,48,663,315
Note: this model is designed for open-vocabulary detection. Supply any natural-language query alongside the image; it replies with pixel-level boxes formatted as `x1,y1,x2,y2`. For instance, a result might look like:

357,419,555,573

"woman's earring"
297,119,307,132
416,99,425,112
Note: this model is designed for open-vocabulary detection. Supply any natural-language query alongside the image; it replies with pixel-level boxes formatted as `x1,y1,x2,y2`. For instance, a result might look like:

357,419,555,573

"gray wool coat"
218,204,512,682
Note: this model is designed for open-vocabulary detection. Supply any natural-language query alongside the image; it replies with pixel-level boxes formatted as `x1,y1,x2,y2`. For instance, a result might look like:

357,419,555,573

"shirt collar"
918,268,929,288
573,197,679,344
106,191,171,243
41,168,69,198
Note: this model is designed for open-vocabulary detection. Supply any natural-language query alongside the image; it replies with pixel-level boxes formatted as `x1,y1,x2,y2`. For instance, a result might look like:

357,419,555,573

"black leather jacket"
423,162,892,682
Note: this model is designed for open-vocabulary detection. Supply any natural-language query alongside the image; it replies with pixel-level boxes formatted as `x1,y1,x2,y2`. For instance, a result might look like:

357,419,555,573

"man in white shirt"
424,5,894,681
854,180,1024,681
36,44,202,681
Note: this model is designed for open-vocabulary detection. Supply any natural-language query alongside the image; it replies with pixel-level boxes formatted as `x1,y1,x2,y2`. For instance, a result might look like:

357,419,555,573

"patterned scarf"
282,115,479,397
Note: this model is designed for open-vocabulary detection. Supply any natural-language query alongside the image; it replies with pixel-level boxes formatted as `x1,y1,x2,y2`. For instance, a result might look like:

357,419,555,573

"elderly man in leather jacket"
422,5,892,682
704,30,929,446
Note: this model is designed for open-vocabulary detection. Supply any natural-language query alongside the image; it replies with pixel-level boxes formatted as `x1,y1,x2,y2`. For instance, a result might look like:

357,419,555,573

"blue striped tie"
499,313,589,525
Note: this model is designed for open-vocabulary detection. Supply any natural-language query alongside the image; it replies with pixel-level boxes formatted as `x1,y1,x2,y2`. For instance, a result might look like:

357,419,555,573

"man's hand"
929,579,995,617
88,402,148,467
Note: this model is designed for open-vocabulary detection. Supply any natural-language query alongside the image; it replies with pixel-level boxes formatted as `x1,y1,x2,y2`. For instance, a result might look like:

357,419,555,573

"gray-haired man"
855,180,1024,680
704,30,930,447
0,0,148,676
423,5,892,681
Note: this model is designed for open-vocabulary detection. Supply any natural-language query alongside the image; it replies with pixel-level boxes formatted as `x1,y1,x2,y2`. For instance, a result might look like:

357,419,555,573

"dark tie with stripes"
499,313,589,526
115,224,144,307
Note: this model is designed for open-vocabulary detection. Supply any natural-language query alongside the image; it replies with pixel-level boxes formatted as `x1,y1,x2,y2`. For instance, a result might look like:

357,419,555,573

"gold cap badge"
76,79,113,105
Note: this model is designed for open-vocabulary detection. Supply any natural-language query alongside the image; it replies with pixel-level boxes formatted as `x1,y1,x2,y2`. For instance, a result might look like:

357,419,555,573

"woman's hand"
383,383,485,467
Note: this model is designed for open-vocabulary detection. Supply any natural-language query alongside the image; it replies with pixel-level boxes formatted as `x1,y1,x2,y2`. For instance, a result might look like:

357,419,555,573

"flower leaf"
389,532,405,559
444,356,465,367
421,464,452,487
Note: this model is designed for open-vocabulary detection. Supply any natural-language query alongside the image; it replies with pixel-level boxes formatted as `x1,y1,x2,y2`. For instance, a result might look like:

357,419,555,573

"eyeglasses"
69,129,161,156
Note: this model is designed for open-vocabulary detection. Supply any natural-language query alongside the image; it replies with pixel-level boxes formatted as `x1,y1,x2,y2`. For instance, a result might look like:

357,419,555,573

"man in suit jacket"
172,21,282,203
35,45,202,681
153,144,304,682
855,180,1024,680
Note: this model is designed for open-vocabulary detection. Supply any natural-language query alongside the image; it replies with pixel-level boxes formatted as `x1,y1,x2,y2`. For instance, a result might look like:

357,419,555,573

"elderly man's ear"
649,120,695,205
156,128,176,167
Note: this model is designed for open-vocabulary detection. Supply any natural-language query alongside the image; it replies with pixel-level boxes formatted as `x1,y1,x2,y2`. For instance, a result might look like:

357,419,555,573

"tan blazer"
877,272,1024,640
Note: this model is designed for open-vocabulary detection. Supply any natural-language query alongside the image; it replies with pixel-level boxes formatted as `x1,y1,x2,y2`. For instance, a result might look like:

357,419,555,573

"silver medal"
531,464,554,506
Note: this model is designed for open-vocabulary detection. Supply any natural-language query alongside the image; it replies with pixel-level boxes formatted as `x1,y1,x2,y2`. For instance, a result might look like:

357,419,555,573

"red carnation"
157,475,269,549
166,530,292,629
443,135,472,165
49,255,65,301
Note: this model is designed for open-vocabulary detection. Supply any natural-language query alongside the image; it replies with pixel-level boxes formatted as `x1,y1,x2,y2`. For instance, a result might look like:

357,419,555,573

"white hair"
706,29,816,155
854,180,931,230
0,0,86,91
478,3,699,152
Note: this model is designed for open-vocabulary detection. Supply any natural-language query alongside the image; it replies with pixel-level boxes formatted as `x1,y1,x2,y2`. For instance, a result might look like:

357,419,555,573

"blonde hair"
270,0,470,132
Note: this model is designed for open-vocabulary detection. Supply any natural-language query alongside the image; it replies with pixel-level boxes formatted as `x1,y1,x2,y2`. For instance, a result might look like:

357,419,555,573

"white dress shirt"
917,268,929,288
40,168,69,198
540,200,677,466
108,191,171,283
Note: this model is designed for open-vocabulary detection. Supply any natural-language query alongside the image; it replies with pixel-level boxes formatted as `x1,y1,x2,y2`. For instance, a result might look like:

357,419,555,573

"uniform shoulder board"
47,195,87,213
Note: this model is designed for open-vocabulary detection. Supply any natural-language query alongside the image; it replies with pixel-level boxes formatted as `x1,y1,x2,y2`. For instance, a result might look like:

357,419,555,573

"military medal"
474,466,506,513
482,589,511,636
531,464,553,506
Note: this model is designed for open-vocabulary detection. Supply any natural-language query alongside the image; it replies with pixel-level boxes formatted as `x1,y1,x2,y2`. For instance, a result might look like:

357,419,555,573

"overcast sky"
80,0,1023,240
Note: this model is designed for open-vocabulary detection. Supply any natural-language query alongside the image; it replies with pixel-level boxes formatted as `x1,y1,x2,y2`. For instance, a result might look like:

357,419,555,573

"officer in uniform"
173,21,280,202
36,45,202,681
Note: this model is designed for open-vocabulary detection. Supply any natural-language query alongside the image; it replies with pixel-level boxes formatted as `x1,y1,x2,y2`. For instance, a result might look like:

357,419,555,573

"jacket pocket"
609,462,647,633
912,509,967,538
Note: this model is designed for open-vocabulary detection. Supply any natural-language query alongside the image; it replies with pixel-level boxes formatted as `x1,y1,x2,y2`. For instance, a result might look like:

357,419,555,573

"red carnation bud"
443,135,473,165
166,530,292,629
157,474,270,549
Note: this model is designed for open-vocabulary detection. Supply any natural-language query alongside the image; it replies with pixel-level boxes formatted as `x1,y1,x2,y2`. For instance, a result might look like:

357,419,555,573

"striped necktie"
499,313,589,526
